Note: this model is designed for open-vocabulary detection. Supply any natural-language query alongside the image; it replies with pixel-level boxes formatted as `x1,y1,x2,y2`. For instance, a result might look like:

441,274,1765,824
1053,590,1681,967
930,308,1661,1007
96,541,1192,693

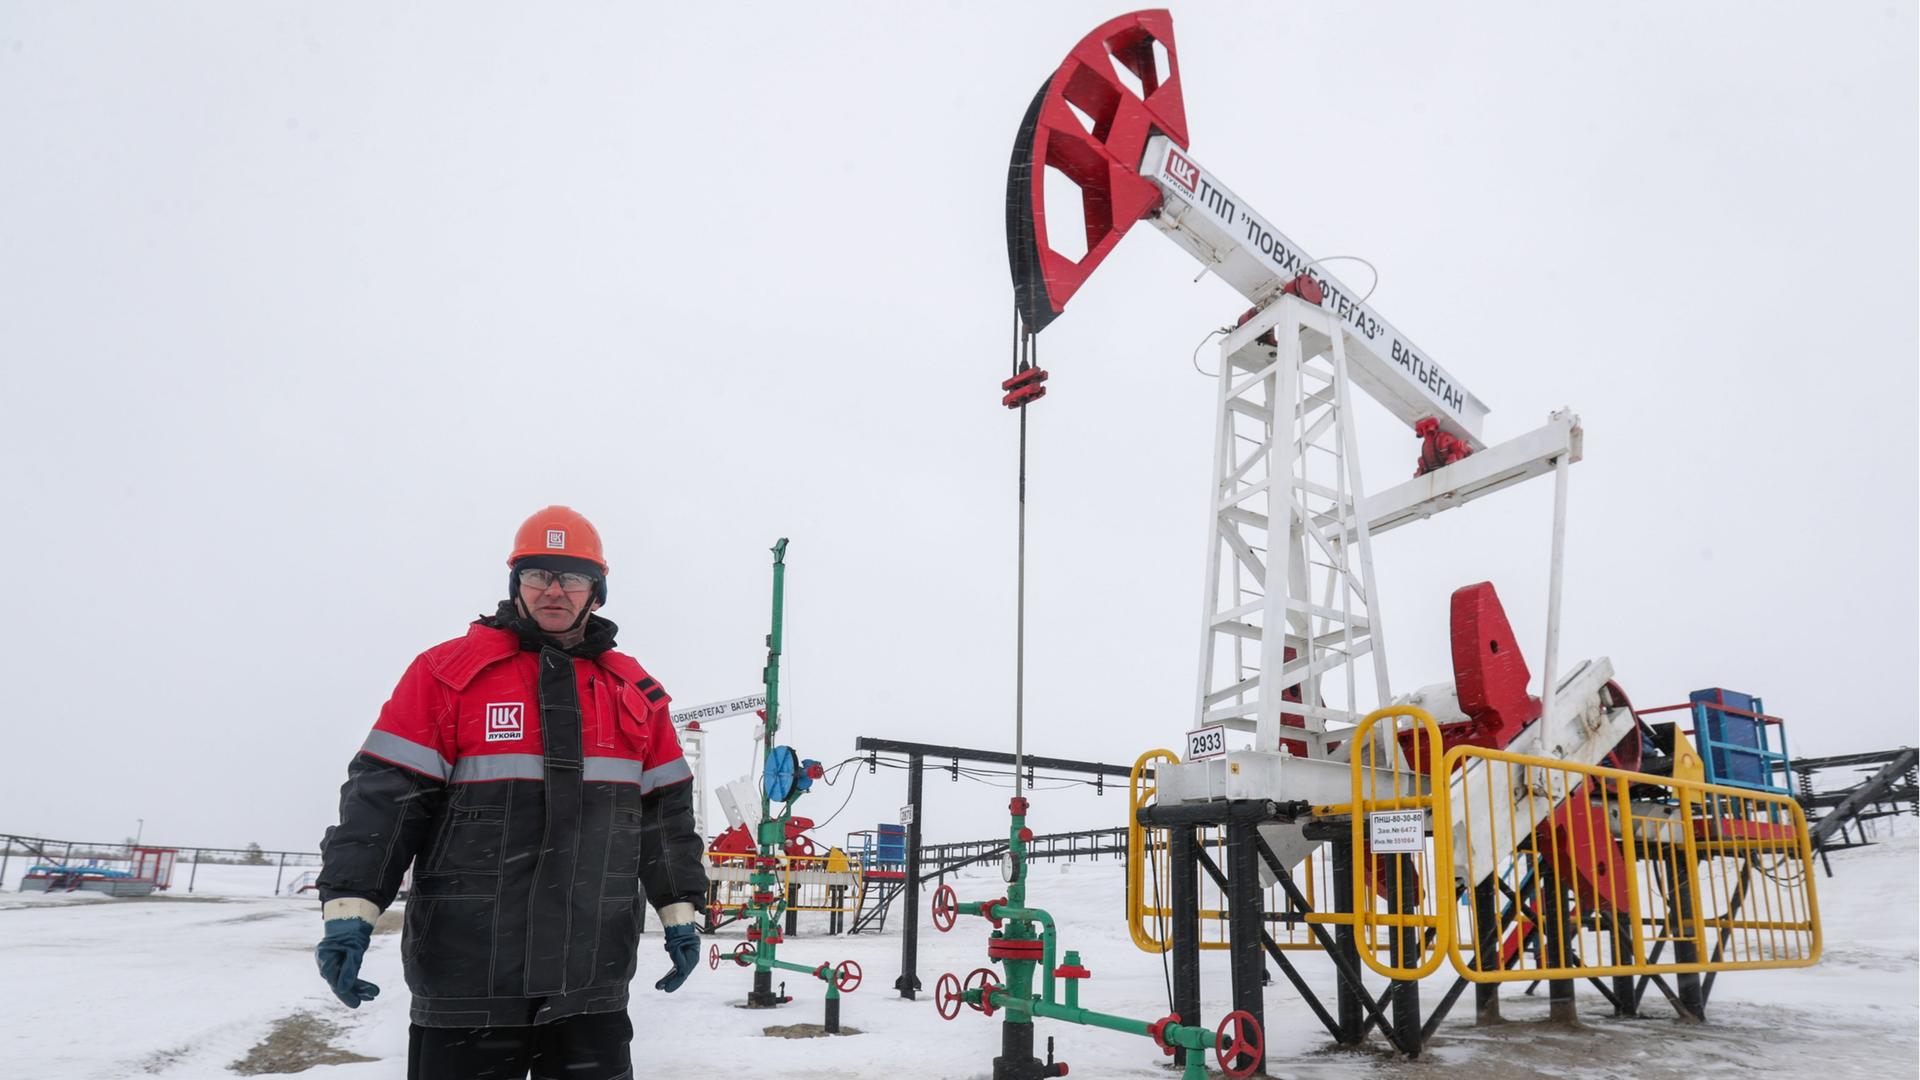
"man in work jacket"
315,506,709,1080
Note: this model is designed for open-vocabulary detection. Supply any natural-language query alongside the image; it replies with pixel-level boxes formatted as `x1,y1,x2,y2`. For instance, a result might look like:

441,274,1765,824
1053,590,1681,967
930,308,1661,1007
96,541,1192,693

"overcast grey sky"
2,2,1914,853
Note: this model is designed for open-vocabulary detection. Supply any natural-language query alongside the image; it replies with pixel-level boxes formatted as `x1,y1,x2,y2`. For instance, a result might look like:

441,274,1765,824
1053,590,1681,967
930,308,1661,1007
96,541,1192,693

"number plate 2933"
1185,724,1227,761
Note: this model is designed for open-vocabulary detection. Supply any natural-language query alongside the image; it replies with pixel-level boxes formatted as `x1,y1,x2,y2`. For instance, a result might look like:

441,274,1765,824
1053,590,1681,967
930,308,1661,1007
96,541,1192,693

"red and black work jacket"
317,615,708,1027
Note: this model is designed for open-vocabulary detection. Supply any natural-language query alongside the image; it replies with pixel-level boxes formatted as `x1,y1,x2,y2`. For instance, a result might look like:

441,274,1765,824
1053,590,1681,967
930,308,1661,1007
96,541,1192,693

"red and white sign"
485,702,526,742
1164,147,1199,194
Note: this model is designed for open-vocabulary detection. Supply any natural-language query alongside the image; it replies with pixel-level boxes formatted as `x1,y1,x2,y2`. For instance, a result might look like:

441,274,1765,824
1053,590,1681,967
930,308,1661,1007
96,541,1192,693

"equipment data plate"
1367,809,1427,853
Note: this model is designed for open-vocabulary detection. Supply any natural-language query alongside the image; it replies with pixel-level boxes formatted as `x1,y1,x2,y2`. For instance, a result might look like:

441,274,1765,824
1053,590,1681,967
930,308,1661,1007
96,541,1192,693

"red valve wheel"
931,883,958,932
834,959,863,993
707,943,721,971
731,942,756,967
934,972,964,1020
962,967,1003,1017
1215,1010,1264,1079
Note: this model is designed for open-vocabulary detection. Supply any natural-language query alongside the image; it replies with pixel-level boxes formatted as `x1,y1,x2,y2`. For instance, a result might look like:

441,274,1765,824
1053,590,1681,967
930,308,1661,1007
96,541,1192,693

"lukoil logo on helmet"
485,703,525,742
545,529,566,550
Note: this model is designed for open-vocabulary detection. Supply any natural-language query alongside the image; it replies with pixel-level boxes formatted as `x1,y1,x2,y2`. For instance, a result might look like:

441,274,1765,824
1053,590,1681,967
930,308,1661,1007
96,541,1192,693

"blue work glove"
655,923,701,993
315,918,381,1008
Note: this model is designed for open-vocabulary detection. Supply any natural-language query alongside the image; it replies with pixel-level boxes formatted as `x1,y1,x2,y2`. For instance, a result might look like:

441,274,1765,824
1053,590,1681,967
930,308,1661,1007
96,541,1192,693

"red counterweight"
1399,582,1542,771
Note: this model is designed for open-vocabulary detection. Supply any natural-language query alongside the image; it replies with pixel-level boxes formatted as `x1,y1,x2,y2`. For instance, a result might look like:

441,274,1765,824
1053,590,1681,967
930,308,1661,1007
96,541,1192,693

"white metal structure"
1122,135,1605,811
670,692,766,838
1192,294,1391,754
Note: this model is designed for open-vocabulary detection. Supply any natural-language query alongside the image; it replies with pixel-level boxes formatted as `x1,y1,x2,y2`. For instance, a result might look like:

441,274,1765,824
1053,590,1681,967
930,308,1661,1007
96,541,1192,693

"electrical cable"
1189,254,1380,380
1149,827,1175,1012
806,764,863,832
1297,254,1380,305
1189,326,1231,377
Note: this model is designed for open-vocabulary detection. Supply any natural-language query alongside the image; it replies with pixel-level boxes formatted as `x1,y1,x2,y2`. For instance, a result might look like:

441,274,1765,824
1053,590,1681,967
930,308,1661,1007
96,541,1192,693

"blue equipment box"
1689,687,1779,790
875,823,908,863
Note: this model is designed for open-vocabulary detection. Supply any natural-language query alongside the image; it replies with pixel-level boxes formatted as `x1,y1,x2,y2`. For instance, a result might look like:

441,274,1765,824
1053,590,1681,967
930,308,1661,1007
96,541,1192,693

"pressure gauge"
1000,851,1020,884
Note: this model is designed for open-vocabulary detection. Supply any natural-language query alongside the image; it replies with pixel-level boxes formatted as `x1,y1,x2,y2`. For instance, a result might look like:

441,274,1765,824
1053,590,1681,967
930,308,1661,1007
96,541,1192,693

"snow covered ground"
2,829,1913,1079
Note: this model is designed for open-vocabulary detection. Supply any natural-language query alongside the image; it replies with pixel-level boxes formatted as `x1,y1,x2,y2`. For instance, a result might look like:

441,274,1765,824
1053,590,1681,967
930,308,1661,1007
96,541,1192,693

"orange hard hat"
508,506,608,572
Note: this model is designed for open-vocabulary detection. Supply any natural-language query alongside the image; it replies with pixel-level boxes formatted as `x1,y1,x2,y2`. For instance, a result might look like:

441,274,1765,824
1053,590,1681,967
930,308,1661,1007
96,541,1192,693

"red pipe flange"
931,883,959,932
1146,1015,1180,1057
934,972,964,1020
1215,1010,1264,1079
963,967,1004,1017
980,897,1008,929
835,959,863,993
986,938,1046,961
731,942,756,967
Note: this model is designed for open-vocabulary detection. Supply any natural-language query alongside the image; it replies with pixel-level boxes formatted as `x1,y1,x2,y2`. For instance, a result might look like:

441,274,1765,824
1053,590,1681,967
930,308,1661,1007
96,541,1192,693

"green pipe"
1030,999,1150,1039
765,957,832,979
758,538,788,824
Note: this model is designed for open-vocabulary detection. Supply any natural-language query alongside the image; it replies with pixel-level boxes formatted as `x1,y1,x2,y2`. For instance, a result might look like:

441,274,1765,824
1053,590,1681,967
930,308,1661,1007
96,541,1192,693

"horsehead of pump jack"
1004,9,1633,884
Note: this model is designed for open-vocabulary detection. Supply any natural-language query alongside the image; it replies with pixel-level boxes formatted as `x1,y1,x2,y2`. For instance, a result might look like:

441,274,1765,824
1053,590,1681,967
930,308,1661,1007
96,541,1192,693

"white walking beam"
1339,411,1583,541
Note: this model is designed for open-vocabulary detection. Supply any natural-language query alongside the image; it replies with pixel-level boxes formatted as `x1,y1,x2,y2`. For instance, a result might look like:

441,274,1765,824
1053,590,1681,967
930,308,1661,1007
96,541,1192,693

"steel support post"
787,885,799,937
1328,837,1365,1044
825,989,841,1034
1390,853,1422,1054
1168,825,1203,1068
897,753,924,999
1472,878,1502,1023
1225,823,1267,1075
1668,852,1705,1021
1609,911,1637,1016
1538,860,1577,1024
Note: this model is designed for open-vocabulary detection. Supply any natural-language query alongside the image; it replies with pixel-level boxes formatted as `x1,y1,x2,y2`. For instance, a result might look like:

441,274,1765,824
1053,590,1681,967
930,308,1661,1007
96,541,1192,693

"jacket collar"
428,607,642,692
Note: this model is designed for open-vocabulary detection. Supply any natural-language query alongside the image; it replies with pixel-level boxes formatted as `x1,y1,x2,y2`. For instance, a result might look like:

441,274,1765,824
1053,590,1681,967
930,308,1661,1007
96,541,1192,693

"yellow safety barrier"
706,849,866,916
1126,716,1819,988
1442,743,1821,982
1127,749,1337,954
1341,706,1453,980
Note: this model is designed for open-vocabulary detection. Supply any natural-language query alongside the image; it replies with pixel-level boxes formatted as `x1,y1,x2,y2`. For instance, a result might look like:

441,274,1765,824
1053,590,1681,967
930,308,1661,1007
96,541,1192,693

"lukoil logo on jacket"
485,702,525,742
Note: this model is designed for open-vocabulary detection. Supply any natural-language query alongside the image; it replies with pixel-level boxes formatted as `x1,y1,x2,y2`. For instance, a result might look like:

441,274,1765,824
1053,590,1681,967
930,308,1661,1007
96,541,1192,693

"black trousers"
407,1011,633,1080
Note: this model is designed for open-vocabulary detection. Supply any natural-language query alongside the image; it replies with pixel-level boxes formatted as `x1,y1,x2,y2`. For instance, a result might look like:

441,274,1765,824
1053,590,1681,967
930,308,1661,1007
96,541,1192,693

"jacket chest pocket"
431,804,507,873
614,684,655,760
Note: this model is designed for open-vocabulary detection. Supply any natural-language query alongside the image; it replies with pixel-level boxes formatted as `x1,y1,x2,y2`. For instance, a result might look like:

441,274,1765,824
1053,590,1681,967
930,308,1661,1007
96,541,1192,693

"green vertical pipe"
760,537,788,823
753,539,789,992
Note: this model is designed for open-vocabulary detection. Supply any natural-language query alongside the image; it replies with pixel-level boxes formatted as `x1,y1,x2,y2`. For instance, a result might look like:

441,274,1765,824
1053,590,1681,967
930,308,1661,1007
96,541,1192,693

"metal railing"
1121,703,1822,988
2,833,322,896
707,850,865,917
1127,750,1339,955
1440,742,1819,982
